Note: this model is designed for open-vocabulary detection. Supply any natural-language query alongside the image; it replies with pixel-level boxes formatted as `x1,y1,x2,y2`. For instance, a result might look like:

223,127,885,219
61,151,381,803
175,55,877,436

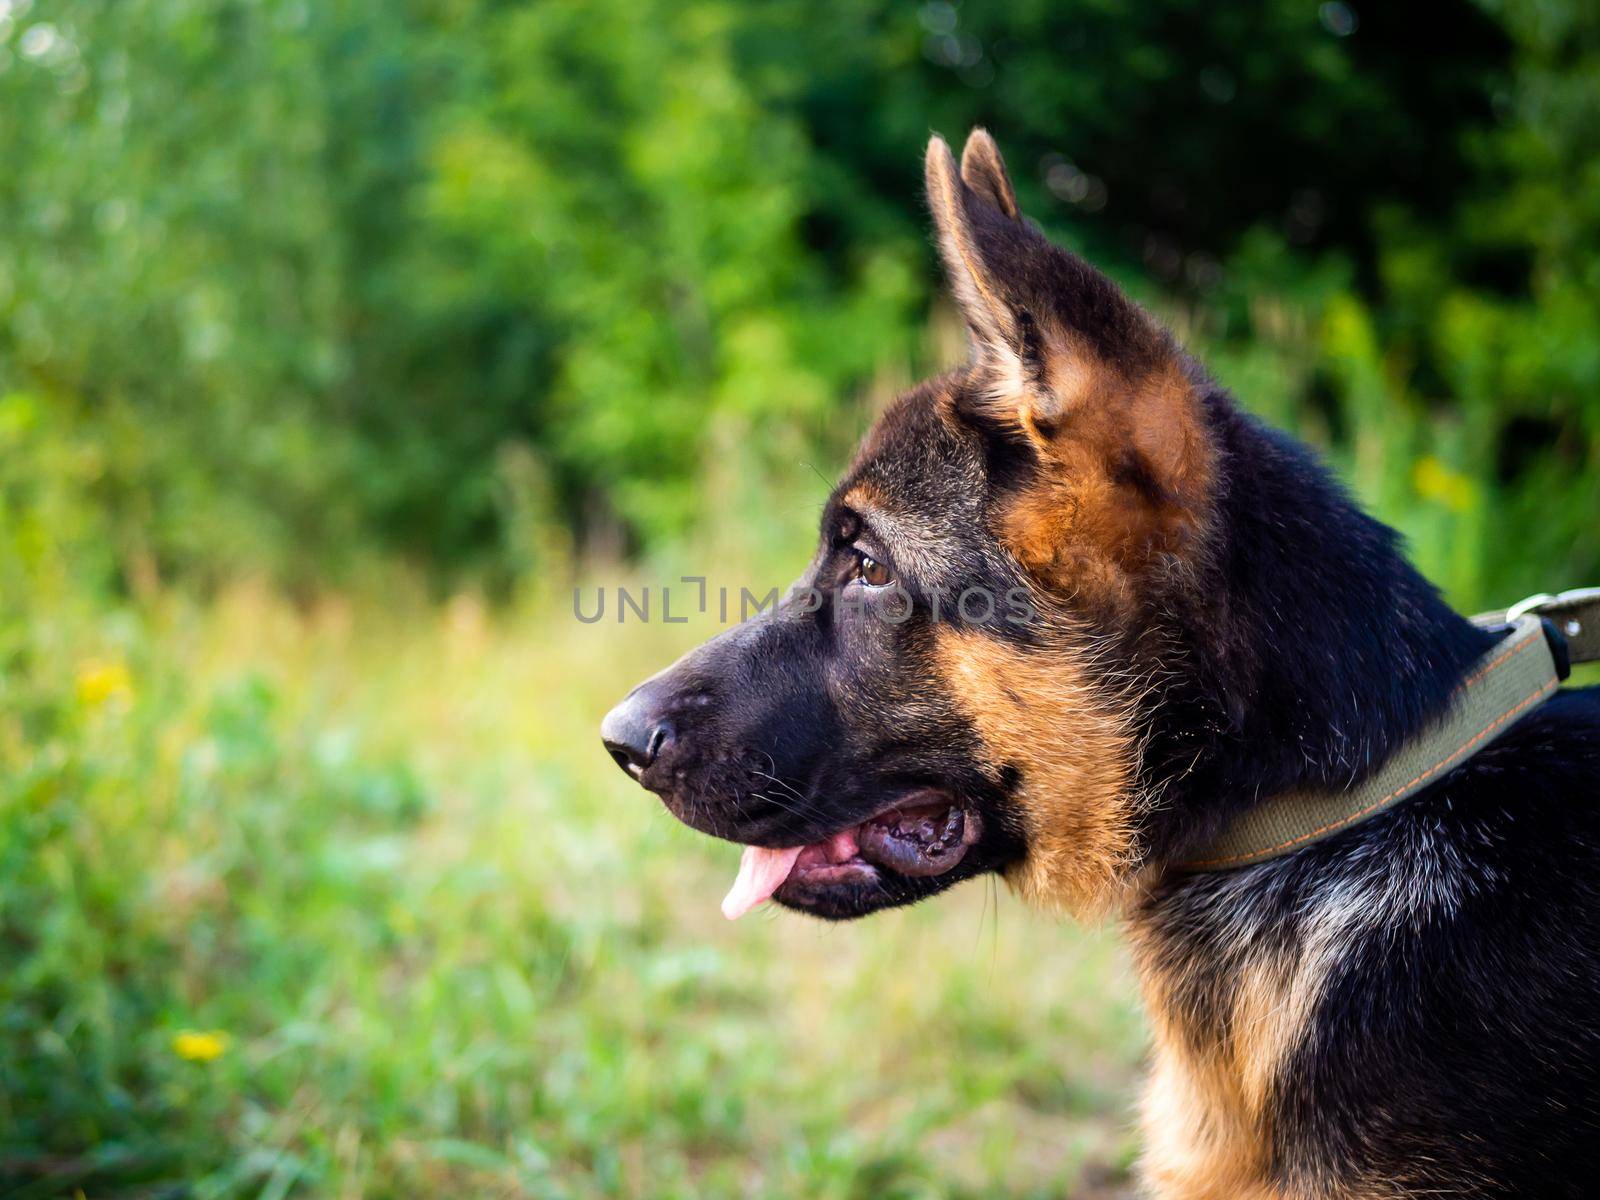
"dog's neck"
1135,389,1496,864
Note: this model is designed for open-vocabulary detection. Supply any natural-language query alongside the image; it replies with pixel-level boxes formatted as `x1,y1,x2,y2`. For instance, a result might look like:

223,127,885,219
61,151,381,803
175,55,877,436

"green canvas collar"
1181,588,1600,872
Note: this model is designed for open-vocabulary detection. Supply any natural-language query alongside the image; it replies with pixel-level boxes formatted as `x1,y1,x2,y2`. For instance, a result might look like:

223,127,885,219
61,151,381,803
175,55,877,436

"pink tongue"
721,845,804,920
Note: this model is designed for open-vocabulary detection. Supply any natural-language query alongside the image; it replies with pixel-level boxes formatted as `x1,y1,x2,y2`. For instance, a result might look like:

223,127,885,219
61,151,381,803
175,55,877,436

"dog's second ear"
925,132,1031,372
958,128,1020,220
926,131,1215,601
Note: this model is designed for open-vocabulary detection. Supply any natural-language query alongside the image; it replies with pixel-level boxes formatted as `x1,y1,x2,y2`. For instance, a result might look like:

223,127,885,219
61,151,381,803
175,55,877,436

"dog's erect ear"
926,131,1215,600
925,129,1171,430
925,133,1022,356
959,127,1020,220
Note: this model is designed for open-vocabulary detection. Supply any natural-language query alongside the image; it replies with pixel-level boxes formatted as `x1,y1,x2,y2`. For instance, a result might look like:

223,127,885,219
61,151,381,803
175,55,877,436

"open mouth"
721,791,982,920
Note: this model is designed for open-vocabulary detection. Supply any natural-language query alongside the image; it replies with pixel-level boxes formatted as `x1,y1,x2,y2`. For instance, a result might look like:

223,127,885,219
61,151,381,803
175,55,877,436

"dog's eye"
857,554,893,588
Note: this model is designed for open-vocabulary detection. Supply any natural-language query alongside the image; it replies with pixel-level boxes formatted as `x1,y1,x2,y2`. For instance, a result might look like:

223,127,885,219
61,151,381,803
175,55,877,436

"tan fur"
1127,885,1388,1200
1232,955,1306,1119
1140,1026,1401,1200
1133,936,1283,1200
925,135,1020,360
1139,1036,1282,1200
931,624,1140,914
926,133,1216,611
1001,352,1212,577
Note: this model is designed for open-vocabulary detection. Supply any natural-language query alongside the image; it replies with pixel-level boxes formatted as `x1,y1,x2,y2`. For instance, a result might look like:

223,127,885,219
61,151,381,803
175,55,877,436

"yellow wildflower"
75,660,132,708
172,1029,229,1062
1413,456,1476,514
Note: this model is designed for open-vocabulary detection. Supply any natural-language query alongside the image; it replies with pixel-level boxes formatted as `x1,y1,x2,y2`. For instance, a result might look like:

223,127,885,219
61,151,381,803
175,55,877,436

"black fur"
1138,689,1600,1197
1129,388,1498,863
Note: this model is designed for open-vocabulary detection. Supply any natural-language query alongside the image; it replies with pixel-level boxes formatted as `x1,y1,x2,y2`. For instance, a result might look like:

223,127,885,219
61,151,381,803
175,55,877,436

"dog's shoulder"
1278,689,1600,1196
1134,691,1600,1197
1440,682,1600,857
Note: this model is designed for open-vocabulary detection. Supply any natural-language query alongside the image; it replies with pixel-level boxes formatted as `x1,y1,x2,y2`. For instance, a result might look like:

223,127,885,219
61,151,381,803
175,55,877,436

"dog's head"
601,130,1218,920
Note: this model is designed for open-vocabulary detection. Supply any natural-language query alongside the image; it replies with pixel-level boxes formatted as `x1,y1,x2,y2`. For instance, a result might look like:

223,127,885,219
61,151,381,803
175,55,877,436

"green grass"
0,577,1146,1199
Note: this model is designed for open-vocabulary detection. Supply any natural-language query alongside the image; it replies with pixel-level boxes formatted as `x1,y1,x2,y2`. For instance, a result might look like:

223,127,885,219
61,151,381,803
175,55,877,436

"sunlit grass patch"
0,579,1143,1198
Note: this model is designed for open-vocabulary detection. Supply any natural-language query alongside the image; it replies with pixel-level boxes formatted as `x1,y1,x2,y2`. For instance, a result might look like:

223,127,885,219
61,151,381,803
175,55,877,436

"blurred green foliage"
0,583,1148,1196
1,0,1597,600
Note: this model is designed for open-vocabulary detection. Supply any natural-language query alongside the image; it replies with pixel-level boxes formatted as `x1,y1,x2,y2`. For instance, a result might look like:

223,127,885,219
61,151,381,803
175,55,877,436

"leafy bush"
1,0,1596,601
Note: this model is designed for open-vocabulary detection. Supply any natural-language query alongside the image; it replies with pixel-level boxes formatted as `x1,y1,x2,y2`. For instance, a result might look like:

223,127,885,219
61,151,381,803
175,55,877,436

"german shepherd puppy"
601,130,1600,1198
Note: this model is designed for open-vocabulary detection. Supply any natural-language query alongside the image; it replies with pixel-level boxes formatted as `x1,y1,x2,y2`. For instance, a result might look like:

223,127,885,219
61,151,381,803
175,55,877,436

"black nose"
600,694,673,779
